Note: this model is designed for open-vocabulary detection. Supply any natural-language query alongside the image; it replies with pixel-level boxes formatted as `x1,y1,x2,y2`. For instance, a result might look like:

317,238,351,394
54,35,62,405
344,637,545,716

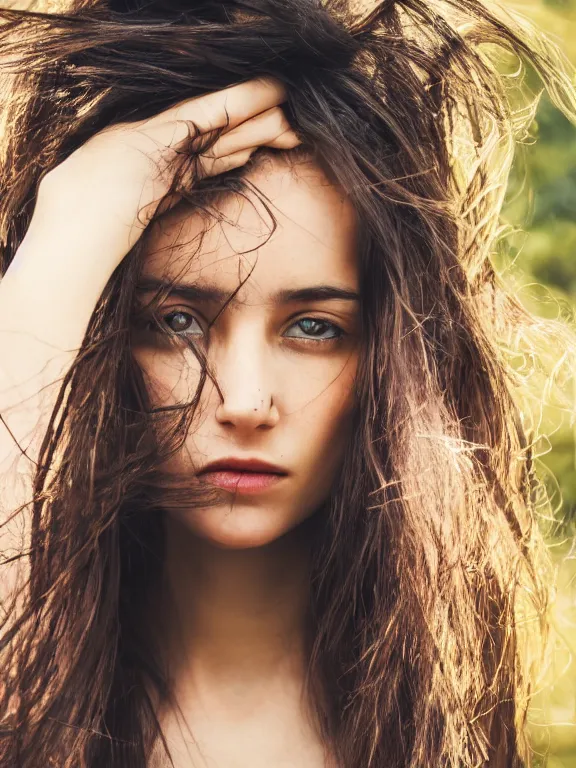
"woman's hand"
29,76,300,266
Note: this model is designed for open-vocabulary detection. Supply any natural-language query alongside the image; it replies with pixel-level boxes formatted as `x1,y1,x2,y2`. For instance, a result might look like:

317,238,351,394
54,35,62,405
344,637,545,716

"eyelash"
143,309,345,344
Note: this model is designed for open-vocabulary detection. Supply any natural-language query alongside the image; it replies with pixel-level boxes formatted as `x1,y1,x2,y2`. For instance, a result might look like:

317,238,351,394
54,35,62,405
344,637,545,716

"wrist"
9,217,126,286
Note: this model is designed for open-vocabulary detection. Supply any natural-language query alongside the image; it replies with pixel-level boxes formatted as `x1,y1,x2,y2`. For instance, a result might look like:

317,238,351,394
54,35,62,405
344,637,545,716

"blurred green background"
500,2,576,766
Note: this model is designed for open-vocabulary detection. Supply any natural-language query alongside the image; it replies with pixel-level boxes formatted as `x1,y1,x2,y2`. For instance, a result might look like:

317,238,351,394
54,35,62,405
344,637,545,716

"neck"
153,515,316,704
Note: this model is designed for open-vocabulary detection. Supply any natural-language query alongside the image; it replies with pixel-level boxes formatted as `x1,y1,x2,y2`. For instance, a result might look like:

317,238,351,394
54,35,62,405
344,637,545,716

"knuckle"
270,105,289,128
272,131,301,149
187,98,221,132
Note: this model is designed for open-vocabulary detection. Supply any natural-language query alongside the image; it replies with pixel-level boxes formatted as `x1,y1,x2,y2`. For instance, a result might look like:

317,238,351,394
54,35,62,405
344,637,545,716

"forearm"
0,225,118,468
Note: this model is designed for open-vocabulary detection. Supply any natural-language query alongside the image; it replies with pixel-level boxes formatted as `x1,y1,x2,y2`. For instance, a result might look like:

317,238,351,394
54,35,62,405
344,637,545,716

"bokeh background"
498,3,576,766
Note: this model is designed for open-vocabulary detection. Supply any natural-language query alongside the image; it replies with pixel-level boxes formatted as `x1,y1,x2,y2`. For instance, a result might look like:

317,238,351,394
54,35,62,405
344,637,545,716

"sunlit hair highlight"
1,0,575,766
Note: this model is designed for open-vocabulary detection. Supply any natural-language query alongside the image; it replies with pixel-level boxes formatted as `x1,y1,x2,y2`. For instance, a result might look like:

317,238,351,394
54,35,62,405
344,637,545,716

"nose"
213,331,279,431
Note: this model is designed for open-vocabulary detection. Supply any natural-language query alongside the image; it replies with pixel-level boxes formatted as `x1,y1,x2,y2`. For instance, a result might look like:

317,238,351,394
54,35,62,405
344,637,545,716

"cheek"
295,356,358,478
307,388,355,457
132,348,202,407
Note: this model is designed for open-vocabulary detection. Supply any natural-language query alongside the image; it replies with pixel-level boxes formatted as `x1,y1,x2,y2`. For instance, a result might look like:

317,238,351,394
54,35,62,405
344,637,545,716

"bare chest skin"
148,700,330,768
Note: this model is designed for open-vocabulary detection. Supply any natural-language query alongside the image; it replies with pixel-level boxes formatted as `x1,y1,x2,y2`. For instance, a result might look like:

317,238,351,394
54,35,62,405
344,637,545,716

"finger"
266,130,302,151
201,106,301,159
196,146,258,180
145,77,287,137
143,150,257,221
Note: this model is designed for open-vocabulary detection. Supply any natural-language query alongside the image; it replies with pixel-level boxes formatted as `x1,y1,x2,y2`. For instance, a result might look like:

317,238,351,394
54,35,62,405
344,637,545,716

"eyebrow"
136,278,360,306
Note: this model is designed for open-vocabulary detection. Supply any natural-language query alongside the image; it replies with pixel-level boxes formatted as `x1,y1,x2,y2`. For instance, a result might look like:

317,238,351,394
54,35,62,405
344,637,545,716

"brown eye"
163,311,203,336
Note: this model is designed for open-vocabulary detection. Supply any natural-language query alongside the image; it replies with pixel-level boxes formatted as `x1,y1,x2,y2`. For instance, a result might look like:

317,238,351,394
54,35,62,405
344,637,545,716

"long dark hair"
1,0,575,765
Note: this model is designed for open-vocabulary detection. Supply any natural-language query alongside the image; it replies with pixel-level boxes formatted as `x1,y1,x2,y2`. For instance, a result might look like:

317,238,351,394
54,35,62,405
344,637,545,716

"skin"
132,154,360,767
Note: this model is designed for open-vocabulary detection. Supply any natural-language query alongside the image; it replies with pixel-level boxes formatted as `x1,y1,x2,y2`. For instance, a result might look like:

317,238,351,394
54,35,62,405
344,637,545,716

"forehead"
141,157,358,301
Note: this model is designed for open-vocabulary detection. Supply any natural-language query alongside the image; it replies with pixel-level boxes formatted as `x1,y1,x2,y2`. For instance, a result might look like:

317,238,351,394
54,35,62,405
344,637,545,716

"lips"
198,457,288,475
197,457,288,494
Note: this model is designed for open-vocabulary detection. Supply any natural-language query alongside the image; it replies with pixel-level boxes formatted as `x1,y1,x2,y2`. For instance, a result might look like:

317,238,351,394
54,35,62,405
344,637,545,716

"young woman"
0,0,575,765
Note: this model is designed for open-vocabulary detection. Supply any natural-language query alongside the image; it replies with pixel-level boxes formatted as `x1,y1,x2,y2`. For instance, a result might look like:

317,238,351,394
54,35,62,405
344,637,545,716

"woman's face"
132,155,360,549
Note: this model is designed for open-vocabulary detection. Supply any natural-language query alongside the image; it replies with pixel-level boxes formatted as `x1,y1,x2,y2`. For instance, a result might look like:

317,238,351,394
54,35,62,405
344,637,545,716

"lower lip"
198,470,286,493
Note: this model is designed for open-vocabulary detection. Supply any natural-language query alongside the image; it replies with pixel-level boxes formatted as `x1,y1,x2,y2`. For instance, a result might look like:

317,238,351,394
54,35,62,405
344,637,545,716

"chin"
179,504,310,550
198,531,283,550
